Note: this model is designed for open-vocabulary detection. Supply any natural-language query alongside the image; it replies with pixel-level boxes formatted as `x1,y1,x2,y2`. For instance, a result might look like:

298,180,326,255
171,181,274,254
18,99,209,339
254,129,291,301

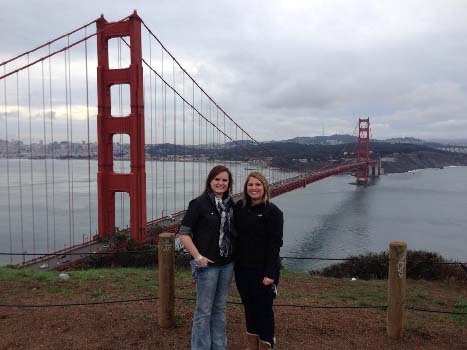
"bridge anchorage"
0,11,380,270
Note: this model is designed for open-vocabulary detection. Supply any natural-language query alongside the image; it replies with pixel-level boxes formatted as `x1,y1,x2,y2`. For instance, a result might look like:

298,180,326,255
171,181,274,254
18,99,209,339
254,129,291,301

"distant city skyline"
1,131,466,162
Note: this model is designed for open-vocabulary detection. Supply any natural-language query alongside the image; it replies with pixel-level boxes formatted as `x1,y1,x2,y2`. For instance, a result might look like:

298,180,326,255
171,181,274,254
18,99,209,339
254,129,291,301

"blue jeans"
190,260,234,350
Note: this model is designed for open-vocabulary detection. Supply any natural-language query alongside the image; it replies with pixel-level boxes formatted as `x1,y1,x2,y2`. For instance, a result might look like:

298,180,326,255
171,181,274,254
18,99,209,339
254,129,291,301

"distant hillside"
382,137,443,148
281,134,356,145
142,137,467,174
427,138,467,146
383,137,425,144
381,151,467,173
281,135,446,149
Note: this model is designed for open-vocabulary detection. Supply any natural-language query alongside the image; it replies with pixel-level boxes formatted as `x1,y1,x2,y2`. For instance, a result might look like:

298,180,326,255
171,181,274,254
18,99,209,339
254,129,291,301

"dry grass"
0,267,465,349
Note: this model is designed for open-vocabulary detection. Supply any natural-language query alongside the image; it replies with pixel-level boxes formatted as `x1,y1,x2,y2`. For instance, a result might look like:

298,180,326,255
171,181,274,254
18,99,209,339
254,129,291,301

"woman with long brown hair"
178,165,236,350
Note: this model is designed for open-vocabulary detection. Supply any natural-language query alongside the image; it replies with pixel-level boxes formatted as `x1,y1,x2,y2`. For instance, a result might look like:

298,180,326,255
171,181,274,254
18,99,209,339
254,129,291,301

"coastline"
381,151,467,174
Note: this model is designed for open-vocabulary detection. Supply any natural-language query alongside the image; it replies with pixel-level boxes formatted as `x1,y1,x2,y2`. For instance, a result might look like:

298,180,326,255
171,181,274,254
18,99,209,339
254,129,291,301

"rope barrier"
176,296,387,309
0,297,157,308
274,303,387,310
407,306,467,315
406,260,466,265
0,251,156,256
1,295,465,315
0,251,465,266
281,256,352,261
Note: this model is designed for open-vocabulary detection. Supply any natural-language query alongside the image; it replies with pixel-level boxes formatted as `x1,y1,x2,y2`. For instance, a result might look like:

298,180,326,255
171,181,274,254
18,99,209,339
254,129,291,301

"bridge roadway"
21,160,374,270
270,160,375,197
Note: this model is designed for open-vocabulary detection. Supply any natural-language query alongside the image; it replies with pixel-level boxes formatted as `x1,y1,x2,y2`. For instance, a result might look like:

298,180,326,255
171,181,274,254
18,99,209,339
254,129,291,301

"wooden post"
387,241,407,340
158,232,175,328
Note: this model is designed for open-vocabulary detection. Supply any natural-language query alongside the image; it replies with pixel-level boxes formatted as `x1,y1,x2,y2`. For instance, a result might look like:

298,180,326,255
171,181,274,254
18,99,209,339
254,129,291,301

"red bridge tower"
96,12,147,240
356,118,370,185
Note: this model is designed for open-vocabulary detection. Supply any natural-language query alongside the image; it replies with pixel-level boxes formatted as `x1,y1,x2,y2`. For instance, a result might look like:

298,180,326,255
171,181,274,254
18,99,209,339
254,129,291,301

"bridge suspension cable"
0,16,121,263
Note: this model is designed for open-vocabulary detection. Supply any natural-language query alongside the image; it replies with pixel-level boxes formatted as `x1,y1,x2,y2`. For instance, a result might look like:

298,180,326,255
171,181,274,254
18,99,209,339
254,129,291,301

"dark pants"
234,267,279,346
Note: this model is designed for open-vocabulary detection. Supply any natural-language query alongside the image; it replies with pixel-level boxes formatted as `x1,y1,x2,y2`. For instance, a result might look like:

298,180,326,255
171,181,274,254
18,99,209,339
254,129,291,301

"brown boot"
258,339,272,350
246,332,259,350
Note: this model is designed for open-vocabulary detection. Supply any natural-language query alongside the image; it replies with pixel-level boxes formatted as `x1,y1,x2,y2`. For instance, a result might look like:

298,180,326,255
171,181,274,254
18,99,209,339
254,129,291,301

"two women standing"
179,166,283,350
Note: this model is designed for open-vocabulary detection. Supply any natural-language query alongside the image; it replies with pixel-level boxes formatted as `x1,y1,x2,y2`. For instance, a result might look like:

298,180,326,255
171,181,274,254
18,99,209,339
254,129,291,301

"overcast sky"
1,0,467,141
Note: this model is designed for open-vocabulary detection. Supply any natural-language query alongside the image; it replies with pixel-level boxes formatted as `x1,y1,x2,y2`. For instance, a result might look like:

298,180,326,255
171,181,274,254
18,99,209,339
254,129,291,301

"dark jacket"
179,192,234,266
234,200,284,279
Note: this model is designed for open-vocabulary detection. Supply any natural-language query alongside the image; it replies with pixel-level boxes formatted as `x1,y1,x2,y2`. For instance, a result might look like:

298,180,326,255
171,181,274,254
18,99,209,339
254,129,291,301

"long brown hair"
205,165,233,195
242,171,271,206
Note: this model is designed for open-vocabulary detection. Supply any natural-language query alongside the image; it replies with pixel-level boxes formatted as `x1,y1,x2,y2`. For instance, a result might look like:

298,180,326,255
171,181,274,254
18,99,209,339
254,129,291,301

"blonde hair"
242,171,271,206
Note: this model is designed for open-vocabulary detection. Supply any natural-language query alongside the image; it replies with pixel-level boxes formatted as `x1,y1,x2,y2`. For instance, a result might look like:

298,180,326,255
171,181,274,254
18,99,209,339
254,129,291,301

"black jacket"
234,200,283,279
179,192,234,266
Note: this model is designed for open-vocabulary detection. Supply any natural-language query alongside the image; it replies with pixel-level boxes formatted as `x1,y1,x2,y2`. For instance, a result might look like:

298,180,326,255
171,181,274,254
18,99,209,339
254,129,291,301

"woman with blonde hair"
234,172,283,350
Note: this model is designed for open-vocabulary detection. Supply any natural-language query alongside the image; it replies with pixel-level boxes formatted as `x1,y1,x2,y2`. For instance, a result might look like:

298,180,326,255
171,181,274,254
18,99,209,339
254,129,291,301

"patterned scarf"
207,189,236,257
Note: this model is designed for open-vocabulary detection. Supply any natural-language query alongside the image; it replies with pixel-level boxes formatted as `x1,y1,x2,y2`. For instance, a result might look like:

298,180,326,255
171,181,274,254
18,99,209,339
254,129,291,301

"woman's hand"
179,235,213,267
262,277,274,285
196,256,214,267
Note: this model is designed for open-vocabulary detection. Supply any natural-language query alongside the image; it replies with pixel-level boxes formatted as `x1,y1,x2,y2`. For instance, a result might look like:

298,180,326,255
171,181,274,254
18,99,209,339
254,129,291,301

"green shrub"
75,236,191,270
319,250,466,282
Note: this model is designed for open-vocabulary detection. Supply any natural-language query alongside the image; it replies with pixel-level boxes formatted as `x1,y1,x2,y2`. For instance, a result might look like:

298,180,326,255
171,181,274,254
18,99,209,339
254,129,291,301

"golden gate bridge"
0,12,381,269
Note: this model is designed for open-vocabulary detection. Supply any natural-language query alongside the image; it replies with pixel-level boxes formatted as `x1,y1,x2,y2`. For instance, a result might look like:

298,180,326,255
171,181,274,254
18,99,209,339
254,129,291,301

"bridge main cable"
0,18,99,67
0,15,131,81
121,36,265,161
140,20,275,158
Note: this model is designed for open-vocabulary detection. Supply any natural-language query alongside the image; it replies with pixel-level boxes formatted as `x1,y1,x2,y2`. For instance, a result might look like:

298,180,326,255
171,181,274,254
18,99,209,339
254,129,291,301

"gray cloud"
2,0,467,141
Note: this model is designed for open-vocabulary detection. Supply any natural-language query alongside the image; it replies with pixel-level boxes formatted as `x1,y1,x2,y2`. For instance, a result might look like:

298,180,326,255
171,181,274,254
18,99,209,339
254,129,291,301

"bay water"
277,166,467,271
0,159,466,270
